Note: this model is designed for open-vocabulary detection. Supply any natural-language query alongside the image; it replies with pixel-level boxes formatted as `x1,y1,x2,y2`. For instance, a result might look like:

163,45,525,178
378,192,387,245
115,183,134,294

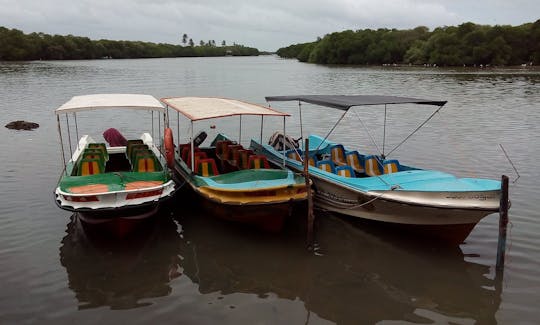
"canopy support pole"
382,104,387,159
65,115,73,160
177,111,180,147
191,121,195,172
260,116,264,144
57,115,67,176
496,175,510,271
282,116,286,167
158,111,162,147
151,111,154,142
239,115,242,144
299,101,303,148
304,138,314,250
73,113,79,151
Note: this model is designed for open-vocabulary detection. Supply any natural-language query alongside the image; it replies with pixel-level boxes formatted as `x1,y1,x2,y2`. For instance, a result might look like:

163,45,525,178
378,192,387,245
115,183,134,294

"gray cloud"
0,0,538,51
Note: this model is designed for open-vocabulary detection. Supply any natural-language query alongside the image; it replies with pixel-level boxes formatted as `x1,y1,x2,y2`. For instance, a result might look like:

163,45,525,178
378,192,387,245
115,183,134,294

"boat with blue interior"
160,97,308,232
54,94,176,236
253,95,504,243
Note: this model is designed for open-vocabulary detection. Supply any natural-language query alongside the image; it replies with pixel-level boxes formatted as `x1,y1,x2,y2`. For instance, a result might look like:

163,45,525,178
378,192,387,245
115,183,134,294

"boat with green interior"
54,94,176,235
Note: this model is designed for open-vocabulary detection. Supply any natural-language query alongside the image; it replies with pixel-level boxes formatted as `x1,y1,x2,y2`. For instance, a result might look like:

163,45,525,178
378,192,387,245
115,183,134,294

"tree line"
276,20,540,66
0,27,259,61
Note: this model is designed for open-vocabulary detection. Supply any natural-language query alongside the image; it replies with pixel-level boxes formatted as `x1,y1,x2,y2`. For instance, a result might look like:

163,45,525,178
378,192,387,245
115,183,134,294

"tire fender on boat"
164,127,174,168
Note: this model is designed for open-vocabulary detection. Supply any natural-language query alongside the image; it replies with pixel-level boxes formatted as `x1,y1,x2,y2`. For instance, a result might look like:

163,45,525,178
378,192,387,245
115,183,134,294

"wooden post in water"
496,175,510,271
304,138,314,250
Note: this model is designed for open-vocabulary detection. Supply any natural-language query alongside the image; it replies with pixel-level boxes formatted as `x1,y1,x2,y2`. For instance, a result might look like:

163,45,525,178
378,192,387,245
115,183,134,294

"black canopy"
265,95,447,109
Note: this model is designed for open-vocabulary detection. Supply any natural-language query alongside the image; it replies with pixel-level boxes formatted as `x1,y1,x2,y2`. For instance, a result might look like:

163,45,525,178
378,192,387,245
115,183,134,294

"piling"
496,175,510,271
304,138,314,249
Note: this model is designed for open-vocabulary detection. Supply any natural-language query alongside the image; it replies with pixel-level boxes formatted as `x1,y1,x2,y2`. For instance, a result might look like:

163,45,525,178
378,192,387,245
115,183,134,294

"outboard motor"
193,131,207,147
268,131,300,151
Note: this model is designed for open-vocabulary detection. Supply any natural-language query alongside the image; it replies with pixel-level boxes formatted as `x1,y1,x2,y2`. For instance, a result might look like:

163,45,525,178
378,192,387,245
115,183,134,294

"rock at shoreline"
5,120,40,130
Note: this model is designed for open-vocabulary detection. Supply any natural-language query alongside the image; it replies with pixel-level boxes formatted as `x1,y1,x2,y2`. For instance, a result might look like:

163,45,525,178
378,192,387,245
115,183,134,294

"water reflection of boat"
59,212,182,310
176,212,500,324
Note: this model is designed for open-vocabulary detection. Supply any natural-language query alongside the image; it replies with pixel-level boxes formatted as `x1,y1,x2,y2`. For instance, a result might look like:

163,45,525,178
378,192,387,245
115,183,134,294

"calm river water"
1,56,539,324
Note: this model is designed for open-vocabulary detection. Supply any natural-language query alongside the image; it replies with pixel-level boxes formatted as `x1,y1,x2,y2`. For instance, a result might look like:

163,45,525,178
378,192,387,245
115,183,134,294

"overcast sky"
1,0,538,51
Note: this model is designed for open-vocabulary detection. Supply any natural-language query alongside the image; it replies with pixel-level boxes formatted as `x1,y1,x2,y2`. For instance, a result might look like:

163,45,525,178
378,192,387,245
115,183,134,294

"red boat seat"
248,155,270,169
195,158,219,176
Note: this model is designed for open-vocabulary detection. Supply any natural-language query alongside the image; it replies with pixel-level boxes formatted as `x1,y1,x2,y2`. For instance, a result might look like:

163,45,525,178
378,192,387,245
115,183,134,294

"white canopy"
55,94,165,115
161,97,289,121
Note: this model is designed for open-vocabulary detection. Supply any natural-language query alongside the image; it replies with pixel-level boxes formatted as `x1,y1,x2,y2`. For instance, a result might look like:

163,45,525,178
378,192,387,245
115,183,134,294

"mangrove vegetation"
0,27,259,61
277,20,540,66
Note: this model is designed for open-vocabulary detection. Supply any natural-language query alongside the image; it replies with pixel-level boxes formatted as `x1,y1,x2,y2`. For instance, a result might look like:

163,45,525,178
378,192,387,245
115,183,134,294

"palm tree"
182,34,188,46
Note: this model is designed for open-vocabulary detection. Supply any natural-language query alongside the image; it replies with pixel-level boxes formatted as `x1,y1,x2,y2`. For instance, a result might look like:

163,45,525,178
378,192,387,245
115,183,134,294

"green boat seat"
78,158,104,176
133,154,162,172
87,143,108,160
126,139,144,158
128,144,149,162
82,152,106,167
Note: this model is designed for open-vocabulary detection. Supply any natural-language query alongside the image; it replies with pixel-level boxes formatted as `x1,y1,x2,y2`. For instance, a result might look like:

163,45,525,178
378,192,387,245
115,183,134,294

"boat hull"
173,161,306,232
253,141,501,243
57,198,164,237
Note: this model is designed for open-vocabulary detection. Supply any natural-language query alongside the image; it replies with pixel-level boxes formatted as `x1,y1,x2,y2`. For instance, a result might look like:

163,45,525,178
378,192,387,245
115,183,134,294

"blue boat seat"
364,155,383,176
330,144,347,166
336,165,355,178
308,156,317,167
285,149,303,161
345,151,365,173
383,159,400,174
316,159,336,173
